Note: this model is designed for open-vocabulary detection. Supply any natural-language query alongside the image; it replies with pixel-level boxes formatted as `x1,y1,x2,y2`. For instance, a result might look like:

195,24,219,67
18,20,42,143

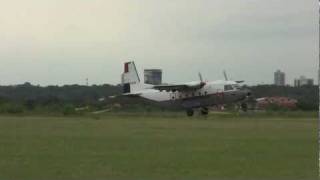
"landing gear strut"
200,107,209,115
186,109,194,116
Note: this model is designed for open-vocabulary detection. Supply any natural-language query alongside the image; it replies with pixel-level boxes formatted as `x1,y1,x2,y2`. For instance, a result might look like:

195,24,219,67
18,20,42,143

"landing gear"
241,103,248,112
186,109,194,116
200,107,209,115
186,108,209,116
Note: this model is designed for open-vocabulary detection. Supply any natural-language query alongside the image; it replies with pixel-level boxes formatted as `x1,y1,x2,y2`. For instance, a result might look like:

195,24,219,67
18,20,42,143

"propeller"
223,70,228,81
223,70,244,84
199,72,203,82
198,72,206,86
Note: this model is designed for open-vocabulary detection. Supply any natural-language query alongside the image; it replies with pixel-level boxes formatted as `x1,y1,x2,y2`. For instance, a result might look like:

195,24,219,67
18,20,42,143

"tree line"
0,82,317,114
250,85,318,110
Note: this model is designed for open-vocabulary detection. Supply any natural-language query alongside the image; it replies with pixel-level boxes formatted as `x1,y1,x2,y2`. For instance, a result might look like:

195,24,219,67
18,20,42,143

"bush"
265,103,289,112
0,103,24,114
24,99,36,110
63,104,76,115
297,101,318,111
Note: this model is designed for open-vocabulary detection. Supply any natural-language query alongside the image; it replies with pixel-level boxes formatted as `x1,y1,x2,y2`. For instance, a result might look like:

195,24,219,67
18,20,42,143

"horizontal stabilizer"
109,93,142,99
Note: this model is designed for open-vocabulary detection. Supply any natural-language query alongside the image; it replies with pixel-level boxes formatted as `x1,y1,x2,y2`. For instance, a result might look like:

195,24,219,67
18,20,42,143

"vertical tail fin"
121,61,143,93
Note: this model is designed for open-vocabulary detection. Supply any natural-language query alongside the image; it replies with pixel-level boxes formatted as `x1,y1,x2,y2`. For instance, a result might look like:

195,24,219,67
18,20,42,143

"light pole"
318,0,320,176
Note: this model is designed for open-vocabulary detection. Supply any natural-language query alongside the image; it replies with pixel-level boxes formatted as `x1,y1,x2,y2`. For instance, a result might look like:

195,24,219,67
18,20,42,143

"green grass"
0,113,317,180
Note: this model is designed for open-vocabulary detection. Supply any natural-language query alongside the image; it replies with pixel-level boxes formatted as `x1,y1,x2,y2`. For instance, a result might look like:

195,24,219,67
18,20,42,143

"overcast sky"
0,0,317,86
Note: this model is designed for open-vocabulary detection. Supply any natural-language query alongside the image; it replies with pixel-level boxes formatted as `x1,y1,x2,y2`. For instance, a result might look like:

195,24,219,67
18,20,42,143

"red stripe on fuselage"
124,63,129,73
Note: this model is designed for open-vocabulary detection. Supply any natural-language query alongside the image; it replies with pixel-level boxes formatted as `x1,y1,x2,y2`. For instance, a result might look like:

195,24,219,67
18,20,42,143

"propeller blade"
198,72,204,82
198,72,206,86
223,70,228,81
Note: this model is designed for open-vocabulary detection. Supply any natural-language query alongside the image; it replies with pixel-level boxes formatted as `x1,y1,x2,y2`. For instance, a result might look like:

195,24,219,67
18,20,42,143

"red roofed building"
256,97,298,110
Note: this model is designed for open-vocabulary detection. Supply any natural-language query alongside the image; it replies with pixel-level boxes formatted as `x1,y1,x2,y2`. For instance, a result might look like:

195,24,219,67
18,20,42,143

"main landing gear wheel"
200,107,209,115
186,109,194,117
241,103,248,112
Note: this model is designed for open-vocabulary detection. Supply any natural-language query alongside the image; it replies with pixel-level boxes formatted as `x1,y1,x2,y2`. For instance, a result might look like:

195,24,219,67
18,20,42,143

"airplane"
117,61,252,116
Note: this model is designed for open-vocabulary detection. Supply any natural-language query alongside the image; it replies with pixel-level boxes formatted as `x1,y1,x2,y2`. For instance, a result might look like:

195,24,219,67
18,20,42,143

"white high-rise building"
144,69,162,85
274,70,286,86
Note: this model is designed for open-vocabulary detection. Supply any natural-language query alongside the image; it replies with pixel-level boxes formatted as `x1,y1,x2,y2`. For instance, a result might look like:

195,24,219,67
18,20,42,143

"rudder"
121,61,143,93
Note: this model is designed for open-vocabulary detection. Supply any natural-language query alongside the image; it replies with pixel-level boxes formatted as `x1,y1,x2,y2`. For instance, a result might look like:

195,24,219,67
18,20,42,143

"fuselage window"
233,84,241,90
224,85,233,91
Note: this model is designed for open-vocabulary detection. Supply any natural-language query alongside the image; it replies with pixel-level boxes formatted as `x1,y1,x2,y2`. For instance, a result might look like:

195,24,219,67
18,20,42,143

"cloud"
0,0,317,85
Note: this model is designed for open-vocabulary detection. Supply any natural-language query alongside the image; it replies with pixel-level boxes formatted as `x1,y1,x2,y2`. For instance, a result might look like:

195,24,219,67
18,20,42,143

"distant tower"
274,70,285,86
144,69,162,85
294,76,314,87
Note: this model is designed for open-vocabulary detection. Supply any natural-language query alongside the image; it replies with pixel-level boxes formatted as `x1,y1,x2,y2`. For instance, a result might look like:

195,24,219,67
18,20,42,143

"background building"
256,97,297,110
294,76,314,87
144,69,162,85
274,70,285,86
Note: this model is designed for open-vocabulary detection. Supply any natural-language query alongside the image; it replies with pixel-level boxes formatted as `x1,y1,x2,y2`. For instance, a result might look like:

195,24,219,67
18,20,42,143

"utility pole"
318,0,320,176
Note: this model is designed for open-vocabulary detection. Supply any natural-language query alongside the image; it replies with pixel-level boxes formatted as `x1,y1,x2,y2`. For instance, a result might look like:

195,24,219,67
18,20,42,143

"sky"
0,0,318,86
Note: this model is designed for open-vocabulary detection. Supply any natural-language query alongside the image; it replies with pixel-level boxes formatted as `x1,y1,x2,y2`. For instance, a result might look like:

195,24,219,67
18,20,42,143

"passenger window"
224,85,233,91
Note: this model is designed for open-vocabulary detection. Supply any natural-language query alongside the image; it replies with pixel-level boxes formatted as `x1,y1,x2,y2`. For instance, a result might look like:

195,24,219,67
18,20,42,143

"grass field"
0,112,317,180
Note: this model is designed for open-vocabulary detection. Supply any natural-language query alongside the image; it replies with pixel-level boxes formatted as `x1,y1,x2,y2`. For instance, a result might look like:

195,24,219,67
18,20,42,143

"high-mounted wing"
153,73,206,92
152,84,189,92
153,81,205,92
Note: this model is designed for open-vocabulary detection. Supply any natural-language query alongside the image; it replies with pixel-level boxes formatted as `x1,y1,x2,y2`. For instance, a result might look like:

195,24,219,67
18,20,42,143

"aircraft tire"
186,109,194,116
200,107,209,115
241,103,248,112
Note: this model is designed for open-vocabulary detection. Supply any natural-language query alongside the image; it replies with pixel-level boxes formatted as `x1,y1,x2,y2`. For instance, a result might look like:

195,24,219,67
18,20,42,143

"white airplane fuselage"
120,61,251,115
129,80,250,110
